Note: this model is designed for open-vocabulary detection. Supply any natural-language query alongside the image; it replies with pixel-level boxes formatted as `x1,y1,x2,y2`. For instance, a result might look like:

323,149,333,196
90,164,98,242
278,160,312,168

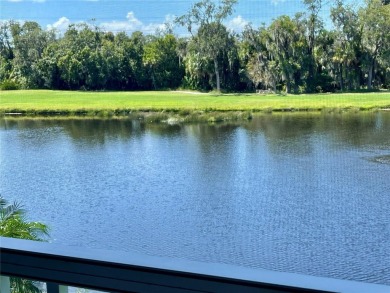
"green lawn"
1,90,390,114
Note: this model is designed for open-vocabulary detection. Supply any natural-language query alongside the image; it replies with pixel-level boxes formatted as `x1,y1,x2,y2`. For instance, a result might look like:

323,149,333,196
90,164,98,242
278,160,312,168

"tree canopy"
176,0,238,92
0,0,389,93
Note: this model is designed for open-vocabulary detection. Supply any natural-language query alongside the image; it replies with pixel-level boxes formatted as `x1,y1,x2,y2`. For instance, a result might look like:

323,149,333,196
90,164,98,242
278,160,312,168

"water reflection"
2,112,388,149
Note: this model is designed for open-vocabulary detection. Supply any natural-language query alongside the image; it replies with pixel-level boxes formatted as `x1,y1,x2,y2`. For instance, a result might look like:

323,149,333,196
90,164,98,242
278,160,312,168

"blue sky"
0,0,363,35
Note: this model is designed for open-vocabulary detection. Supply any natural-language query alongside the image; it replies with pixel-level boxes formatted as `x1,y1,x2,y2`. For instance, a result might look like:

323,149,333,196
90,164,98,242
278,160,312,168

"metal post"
0,276,11,293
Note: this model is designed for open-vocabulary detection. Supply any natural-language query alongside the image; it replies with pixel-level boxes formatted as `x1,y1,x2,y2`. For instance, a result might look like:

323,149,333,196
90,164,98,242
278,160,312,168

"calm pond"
1,112,390,285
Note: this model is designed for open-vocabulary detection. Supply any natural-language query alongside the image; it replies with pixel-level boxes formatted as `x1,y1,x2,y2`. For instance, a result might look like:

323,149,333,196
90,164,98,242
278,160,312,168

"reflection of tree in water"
0,118,146,145
184,123,240,168
1,112,390,149
245,114,317,139
321,112,389,148
0,118,67,147
182,123,248,199
63,119,145,144
0,118,63,130
146,123,183,137
243,112,390,149
184,123,240,154
243,114,318,156
64,120,188,143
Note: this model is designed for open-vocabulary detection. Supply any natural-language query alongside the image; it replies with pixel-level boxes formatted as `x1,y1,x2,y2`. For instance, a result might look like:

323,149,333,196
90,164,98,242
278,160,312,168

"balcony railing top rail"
1,236,389,293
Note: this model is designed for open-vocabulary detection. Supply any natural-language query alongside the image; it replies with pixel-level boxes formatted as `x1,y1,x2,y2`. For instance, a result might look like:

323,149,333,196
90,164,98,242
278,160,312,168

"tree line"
0,0,389,93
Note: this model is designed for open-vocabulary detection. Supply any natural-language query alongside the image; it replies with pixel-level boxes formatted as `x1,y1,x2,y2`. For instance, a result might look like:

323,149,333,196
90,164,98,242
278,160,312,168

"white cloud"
100,12,142,33
142,23,166,34
101,12,174,35
125,11,143,27
47,12,177,36
226,15,249,33
142,14,175,34
47,17,71,33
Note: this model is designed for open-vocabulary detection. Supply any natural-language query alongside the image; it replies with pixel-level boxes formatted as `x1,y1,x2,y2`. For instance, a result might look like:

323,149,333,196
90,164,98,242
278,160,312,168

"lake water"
1,112,390,285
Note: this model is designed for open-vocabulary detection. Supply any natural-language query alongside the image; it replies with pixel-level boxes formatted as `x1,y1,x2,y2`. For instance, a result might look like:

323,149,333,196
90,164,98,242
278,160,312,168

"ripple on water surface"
1,114,390,286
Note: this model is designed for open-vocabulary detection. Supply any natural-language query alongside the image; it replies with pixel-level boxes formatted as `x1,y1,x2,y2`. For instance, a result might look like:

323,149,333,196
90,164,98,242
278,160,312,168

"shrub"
0,79,20,90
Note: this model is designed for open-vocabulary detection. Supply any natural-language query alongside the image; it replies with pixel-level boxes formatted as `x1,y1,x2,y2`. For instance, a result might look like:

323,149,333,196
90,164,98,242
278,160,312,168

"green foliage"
143,34,184,89
10,21,55,89
0,195,49,241
313,73,335,93
0,0,389,93
359,0,390,89
265,15,307,93
176,0,238,92
242,26,280,92
182,23,240,92
0,195,49,293
10,279,41,293
330,1,362,91
0,79,20,90
302,0,323,92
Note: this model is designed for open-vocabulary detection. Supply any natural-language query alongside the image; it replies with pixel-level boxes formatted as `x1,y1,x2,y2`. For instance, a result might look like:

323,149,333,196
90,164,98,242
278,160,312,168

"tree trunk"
339,63,344,91
367,60,374,90
286,78,291,94
214,58,221,92
151,66,157,90
307,24,316,93
307,57,315,92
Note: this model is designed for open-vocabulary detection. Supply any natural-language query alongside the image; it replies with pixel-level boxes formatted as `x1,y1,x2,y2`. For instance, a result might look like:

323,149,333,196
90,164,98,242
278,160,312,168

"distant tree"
265,16,306,93
241,25,279,91
330,0,363,90
10,21,55,88
2,0,390,92
127,31,149,89
180,41,212,90
360,0,390,89
143,34,184,89
55,23,108,90
303,0,323,92
176,0,237,92
0,21,15,83
0,21,14,60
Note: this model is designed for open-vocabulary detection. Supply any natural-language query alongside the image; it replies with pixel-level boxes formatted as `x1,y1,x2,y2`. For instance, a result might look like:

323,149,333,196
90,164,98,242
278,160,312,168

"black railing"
1,237,389,293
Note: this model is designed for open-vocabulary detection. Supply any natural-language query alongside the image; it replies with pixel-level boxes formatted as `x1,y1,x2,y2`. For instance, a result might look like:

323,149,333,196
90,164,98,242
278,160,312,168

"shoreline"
1,107,388,124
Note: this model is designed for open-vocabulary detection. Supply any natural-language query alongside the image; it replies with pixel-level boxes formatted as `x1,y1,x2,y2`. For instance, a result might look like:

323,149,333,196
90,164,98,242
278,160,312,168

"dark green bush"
0,79,20,90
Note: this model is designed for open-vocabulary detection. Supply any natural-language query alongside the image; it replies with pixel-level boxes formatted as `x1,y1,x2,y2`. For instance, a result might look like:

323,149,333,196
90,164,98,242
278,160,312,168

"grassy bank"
1,90,390,119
